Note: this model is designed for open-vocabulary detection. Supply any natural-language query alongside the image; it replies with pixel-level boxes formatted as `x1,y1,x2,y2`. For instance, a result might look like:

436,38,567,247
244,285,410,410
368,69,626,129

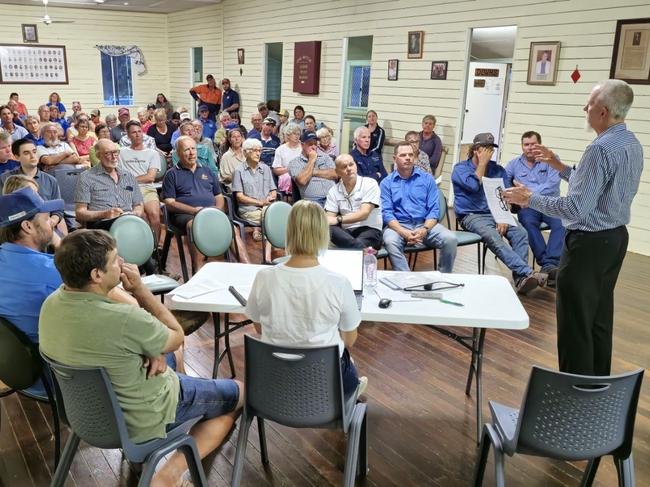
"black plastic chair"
160,205,190,282
42,353,208,487
231,336,368,487
221,182,261,245
0,317,62,468
473,366,644,487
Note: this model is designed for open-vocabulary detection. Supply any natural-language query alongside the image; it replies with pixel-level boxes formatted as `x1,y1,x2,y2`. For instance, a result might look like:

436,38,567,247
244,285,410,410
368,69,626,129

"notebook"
318,249,364,309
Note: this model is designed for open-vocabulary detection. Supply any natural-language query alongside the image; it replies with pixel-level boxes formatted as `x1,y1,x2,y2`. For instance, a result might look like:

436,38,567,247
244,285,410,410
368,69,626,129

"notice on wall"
293,41,321,94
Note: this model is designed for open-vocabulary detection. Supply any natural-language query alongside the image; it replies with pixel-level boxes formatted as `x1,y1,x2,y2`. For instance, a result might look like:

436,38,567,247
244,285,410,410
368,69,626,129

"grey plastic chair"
53,167,85,230
231,335,368,487
109,214,179,296
473,366,644,487
0,317,62,468
41,353,208,487
190,207,249,379
261,200,292,264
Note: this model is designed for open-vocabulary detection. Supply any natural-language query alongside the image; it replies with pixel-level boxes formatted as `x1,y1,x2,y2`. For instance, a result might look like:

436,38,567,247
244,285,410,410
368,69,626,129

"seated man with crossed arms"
325,153,382,250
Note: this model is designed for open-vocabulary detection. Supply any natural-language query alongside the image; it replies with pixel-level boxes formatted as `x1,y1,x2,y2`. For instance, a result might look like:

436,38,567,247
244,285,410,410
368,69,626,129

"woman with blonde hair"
246,200,367,396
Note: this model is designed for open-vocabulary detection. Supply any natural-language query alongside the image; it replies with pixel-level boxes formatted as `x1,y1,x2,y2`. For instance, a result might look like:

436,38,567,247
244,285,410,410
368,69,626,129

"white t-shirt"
325,176,382,231
245,264,361,356
119,147,161,189
272,143,302,169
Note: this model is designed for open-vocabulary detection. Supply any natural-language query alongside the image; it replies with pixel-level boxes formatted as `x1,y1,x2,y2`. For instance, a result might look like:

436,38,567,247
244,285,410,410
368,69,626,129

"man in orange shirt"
189,74,221,122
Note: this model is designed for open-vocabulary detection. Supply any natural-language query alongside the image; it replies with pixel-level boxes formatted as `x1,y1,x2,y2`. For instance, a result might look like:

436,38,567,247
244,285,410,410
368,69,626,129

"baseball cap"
300,131,319,143
180,112,192,121
262,117,276,126
472,132,498,148
198,104,209,112
118,107,130,117
277,109,289,118
0,187,64,228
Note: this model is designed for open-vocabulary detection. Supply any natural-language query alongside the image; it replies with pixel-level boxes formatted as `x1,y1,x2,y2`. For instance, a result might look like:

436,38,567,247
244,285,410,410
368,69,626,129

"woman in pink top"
70,117,96,164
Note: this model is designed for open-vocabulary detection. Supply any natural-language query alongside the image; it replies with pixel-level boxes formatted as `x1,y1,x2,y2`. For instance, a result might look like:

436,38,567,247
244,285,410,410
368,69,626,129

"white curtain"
95,45,147,75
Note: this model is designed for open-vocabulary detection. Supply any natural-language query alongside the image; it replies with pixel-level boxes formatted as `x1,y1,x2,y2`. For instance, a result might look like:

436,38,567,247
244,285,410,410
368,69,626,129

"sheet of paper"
381,272,442,290
169,275,227,299
481,177,518,226
141,275,173,286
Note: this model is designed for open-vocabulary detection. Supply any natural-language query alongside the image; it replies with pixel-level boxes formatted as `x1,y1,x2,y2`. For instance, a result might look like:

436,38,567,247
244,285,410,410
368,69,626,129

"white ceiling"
0,0,220,14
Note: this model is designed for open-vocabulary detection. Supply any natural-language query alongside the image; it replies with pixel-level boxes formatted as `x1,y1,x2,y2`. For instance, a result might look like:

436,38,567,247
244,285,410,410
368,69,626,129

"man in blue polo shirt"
197,104,217,140
253,117,280,167
0,187,64,342
220,78,240,115
163,136,250,267
452,132,545,295
351,126,386,183
505,131,565,285
381,141,457,273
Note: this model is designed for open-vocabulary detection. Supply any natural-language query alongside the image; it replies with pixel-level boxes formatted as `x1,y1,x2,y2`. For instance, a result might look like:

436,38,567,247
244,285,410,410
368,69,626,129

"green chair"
261,201,292,264
190,208,251,379
109,215,179,296
0,317,62,469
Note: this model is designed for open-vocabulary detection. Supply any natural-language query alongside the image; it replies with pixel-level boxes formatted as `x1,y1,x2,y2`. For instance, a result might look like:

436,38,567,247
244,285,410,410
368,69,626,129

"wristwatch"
337,215,343,226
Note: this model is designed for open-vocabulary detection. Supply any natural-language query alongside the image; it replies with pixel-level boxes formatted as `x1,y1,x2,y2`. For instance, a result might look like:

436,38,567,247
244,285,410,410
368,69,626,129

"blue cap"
0,187,64,228
198,104,209,111
300,131,319,143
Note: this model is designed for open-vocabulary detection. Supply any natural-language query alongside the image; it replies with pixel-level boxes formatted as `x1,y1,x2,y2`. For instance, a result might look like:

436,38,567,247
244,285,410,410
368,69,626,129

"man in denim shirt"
506,131,565,285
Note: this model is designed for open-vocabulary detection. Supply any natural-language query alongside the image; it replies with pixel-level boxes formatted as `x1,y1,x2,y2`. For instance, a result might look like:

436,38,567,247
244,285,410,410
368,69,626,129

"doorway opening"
191,47,203,117
339,35,373,151
265,43,283,109
458,26,517,162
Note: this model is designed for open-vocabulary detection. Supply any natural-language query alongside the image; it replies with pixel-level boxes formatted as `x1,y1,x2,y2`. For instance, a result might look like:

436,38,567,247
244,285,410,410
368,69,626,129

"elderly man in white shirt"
325,153,382,250
37,122,85,173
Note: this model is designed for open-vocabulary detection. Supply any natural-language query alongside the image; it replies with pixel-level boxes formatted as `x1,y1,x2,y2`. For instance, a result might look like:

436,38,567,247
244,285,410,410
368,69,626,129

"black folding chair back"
474,366,644,487
42,353,208,487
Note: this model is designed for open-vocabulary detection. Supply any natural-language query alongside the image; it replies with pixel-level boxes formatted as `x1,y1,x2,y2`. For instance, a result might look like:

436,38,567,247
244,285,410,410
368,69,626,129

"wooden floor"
1,229,648,487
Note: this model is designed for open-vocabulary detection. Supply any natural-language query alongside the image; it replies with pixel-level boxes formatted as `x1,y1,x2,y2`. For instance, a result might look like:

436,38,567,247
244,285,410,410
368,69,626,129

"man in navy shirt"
452,133,544,295
253,117,280,167
351,126,386,183
163,136,249,267
505,131,565,284
0,132,20,175
381,141,457,273
197,104,217,140
220,78,240,115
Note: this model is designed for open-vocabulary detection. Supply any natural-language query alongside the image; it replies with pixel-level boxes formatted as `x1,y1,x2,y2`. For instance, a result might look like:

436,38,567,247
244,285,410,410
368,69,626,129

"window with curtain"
100,52,134,106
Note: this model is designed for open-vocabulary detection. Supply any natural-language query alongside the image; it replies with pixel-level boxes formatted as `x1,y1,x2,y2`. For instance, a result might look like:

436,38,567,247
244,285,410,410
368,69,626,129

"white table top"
168,262,529,330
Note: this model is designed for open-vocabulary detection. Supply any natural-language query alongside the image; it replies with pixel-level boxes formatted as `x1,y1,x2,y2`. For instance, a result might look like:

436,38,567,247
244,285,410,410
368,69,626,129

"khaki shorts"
239,208,263,224
141,186,160,204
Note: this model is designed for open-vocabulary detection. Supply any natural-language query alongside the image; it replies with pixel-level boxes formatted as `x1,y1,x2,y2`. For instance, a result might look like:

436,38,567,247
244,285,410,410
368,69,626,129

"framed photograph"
407,31,423,59
610,18,650,84
22,24,38,43
237,48,245,65
527,41,561,85
0,44,68,84
387,59,398,81
430,61,448,80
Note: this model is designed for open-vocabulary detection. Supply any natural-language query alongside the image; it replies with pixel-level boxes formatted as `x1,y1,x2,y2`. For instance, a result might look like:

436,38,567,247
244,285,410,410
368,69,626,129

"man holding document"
451,132,545,295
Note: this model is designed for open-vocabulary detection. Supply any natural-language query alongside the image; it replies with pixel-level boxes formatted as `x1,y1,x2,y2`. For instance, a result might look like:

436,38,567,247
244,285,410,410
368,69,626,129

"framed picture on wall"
0,44,68,84
388,59,398,80
610,18,650,84
22,24,38,43
430,61,448,80
527,41,561,85
237,48,245,65
407,31,423,59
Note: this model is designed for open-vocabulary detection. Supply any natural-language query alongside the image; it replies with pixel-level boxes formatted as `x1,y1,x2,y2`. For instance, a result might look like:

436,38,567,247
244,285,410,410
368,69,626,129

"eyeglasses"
495,186,509,212
246,148,262,153
101,150,120,157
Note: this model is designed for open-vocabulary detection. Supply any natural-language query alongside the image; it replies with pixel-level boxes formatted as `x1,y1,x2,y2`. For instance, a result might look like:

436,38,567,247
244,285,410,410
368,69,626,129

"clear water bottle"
364,247,378,288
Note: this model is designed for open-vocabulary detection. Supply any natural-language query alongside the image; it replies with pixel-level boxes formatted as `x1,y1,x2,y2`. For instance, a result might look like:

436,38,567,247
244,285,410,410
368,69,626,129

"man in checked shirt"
504,79,643,376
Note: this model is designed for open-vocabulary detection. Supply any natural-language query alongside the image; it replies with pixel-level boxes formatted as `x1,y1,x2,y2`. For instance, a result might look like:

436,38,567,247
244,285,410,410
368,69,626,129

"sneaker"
541,266,558,287
357,376,368,396
533,271,548,287
516,274,539,295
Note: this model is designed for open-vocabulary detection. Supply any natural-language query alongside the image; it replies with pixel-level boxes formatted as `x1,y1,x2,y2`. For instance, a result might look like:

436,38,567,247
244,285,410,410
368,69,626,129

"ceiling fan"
39,0,76,25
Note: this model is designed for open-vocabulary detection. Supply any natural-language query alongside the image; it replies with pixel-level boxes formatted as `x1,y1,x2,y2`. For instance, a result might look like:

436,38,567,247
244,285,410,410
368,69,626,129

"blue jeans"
383,222,458,273
305,196,327,208
341,348,360,396
167,373,240,430
460,213,532,281
517,208,565,269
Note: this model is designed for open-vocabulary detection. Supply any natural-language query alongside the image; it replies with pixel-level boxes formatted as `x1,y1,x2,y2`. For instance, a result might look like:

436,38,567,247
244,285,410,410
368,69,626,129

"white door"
461,62,509,150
